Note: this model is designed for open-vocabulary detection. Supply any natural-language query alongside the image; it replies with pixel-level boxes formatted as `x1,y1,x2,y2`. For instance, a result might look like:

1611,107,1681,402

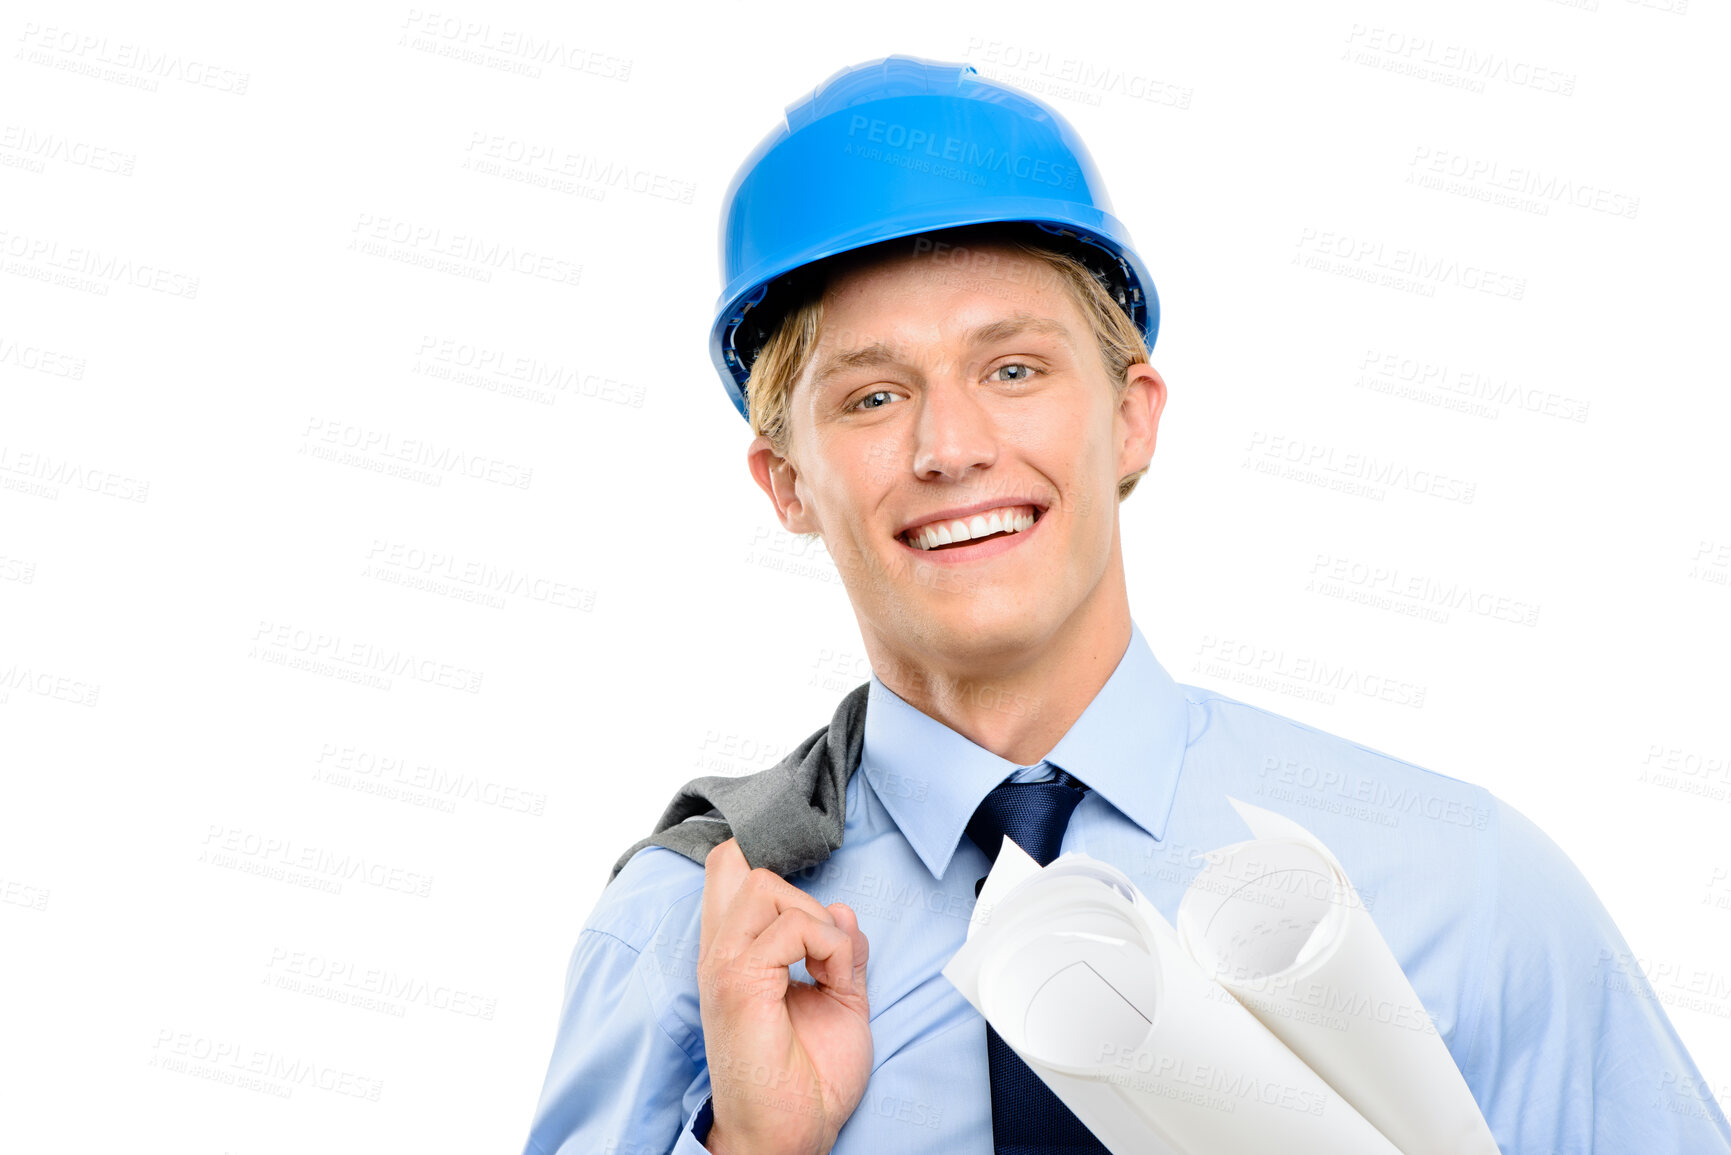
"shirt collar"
860,619,1189,880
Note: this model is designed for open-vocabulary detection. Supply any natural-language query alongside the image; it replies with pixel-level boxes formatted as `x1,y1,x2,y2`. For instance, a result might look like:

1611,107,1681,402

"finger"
826,903,870,1000
802,908,857,996
709,866,839,965
700,838,750,957
739,909,854,998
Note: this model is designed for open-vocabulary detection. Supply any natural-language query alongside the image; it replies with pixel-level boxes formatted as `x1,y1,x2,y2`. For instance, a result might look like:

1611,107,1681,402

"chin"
917,597,1049,657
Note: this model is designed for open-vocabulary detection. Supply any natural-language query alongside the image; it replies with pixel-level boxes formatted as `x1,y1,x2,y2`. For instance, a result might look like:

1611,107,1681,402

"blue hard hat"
709,54,1160,423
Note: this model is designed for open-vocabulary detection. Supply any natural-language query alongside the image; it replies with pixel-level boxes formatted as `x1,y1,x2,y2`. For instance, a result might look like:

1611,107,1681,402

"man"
522,56,1730,1155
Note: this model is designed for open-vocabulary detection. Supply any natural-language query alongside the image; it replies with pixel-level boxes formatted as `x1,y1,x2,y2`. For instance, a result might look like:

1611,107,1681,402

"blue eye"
991,363,1038,383
853,389,898,410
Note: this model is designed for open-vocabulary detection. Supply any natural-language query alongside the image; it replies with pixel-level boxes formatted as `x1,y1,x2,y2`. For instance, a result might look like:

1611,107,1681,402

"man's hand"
698,838,872,1155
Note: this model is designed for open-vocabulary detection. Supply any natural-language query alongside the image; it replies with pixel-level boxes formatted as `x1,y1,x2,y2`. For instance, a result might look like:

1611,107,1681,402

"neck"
861,555,1133,767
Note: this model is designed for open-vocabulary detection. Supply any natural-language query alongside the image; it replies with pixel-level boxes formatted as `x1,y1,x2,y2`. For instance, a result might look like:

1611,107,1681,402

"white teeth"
906,505,1039,550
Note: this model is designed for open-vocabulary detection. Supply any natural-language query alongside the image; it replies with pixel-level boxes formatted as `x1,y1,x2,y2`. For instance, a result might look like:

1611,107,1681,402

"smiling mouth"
899,505,1044,551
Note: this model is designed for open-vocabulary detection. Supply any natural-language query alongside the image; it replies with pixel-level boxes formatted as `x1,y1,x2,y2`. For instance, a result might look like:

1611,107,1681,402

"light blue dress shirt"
523,620,1731,1154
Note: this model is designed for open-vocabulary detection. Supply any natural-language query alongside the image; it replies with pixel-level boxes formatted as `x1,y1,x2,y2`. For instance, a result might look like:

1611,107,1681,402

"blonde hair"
744,227,1152,502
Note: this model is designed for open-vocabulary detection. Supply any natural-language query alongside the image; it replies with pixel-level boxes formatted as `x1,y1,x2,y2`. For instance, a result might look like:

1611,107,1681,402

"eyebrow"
962,314,1074,349
810,342,902,396
809,314,1075,396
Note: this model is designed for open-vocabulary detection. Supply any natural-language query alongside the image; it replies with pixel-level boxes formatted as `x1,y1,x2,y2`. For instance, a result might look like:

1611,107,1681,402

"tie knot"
965,768,1090,868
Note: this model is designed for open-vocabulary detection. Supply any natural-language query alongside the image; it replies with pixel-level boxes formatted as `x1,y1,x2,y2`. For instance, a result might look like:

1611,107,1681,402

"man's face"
748,241,1165,672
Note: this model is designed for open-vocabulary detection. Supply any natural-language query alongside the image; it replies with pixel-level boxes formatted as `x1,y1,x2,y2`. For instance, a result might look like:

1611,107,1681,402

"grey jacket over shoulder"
607,682,870,885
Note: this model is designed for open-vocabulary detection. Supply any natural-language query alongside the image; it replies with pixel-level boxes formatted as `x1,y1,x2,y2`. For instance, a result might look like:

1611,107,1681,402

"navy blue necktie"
965,768,1110,1155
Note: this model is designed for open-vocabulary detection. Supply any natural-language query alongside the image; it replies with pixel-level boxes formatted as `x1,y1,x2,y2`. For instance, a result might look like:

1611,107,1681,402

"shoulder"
1179,682,1475,782
1169,685,1504,1037
585,844,708,955
1470,792,1630,1017
1174,682,1498,840
1176,684,1623,967
570,845,711,1067
1456,796,1726,1147
526,850,712,1152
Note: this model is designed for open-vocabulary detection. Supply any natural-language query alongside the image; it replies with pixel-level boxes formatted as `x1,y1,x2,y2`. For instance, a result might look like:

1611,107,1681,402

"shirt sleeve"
1459,799,1731,1153
522,926,711,1155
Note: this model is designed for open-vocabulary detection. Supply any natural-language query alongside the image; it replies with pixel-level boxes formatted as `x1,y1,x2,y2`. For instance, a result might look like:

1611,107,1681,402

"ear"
1115,363,1167,481
747,435,821,535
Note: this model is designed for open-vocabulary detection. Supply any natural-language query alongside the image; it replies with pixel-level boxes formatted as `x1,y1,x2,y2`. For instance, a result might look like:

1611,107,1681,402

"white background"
2,0,1727,1151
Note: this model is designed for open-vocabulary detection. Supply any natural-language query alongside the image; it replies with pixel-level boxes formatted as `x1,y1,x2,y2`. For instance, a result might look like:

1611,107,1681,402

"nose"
910,370,998,483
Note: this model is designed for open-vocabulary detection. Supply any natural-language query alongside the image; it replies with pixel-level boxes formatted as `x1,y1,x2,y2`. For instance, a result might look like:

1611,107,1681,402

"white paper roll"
1175,798,1500,1155
943,839,1403,1155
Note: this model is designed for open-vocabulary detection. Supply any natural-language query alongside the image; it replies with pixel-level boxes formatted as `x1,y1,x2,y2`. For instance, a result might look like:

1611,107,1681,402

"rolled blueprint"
943,839,1402,1155
1175,798,1499,1155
